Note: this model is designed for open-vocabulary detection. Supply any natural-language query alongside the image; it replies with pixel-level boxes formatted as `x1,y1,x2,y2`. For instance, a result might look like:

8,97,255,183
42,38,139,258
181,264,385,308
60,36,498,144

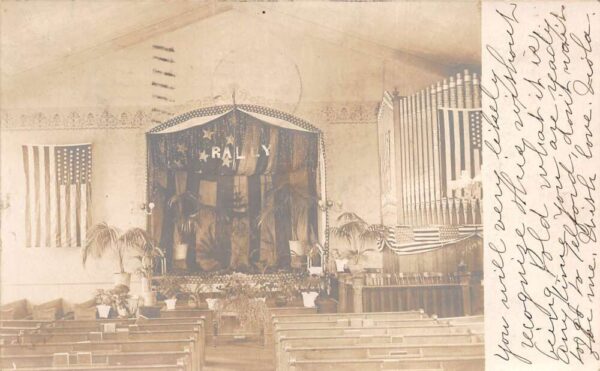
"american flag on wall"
22,144,92,248
437,108,482,195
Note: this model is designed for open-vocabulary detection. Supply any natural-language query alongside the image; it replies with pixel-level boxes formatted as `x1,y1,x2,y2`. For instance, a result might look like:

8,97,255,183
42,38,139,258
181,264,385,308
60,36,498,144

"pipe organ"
378,69,482,226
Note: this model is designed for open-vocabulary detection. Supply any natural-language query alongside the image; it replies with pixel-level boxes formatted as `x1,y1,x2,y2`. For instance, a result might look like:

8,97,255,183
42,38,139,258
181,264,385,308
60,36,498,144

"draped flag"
22,144,92,248
377,225,482,255
437,108,482,194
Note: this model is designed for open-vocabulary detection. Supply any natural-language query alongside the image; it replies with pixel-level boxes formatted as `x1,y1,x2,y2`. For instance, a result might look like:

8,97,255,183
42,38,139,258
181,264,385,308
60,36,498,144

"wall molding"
0,101,379,131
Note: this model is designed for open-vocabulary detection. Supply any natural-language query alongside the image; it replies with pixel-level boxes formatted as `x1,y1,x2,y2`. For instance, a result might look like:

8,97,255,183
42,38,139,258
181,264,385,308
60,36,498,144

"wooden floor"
204,340,275,371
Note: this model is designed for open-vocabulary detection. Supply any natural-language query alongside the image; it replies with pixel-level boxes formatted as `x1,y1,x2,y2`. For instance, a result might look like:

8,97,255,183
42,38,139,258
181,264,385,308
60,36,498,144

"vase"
142,292,157,306
164,298,177,310
335,259,348,273
96,304,111,319
113,272,131,288
140,277,151,293
206,298,220,310
308,266,323,276
301,291,319,308
174,244,188,260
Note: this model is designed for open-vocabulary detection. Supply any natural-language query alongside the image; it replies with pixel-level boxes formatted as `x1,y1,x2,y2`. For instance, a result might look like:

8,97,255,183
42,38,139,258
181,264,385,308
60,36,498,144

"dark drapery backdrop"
147,109,319,271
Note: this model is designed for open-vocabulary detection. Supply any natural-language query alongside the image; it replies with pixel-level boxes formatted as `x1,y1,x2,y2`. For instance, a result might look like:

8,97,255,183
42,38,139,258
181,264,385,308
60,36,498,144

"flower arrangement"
94,285,132,318
157,275,186,300
212,273,271,332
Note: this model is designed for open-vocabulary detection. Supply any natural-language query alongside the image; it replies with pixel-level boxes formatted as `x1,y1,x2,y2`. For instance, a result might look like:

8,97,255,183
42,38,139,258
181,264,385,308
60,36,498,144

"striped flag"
437,108,482,197
377,224,482,256
22,144,92,248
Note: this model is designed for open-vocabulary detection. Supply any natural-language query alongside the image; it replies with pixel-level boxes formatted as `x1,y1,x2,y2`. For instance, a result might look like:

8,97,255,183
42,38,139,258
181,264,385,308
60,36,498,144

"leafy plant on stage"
198,223,224,271
157,275,186,300
133,238,164,280
168,191,201,245
84,223,156,285
329,212,386,268
258,178,318,243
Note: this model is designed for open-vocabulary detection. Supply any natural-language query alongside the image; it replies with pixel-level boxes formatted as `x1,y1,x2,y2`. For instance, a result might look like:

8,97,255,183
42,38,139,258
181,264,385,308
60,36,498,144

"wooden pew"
0,325,41,335
1,323,205,368
282,343,483,370
0,338,201,371
0,362,188,371
268,307,317,317
288,355,484,371
1,350,193,371
276,333,482,370
275,323,471,339
1,299,30,320
45,314,213,337
272,310,426,323
273,317,442,330
31,322,203,334
32,299,64,320
0,319,52,328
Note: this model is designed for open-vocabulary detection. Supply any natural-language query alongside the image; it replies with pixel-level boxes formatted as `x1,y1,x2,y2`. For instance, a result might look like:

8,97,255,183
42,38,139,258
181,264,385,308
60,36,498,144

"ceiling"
0,0,481,108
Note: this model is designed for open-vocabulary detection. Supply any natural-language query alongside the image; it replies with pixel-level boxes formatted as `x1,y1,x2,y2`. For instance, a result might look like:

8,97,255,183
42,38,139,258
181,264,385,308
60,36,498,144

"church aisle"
204,340,275,371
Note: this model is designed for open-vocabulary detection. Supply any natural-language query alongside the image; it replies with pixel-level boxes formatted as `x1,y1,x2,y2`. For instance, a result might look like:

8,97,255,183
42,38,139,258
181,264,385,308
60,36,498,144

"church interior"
0,1,484,370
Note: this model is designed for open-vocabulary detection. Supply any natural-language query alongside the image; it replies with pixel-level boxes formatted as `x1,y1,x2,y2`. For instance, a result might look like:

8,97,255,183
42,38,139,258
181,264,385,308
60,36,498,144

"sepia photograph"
6,0,585,370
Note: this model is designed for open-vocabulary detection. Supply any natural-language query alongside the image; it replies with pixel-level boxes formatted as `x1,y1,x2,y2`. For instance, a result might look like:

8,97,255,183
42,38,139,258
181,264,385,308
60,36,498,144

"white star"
222,156,232,168
203,128,215,140
199,150,209,162
226,135,235,145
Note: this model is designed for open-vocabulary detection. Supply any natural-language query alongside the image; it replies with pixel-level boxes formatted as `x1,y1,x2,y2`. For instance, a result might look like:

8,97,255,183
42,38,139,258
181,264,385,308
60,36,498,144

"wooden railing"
335,272,483,318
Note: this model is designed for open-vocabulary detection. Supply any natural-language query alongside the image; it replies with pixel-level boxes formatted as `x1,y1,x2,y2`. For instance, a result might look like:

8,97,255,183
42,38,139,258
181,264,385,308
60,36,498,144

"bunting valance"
148,106,319,176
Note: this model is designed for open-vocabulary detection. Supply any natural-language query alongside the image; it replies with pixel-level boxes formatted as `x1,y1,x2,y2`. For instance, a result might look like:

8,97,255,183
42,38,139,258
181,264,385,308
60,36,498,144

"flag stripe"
49,146,58,248
33,146,41,247
438,108,482,198
22,146,31,248
60,185,67,247
22,144,91,248
39,147,45,247
70,185,77,247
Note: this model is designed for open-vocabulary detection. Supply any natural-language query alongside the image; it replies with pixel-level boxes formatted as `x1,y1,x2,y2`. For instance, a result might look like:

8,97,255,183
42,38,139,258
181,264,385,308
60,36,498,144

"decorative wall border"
0,101,379,131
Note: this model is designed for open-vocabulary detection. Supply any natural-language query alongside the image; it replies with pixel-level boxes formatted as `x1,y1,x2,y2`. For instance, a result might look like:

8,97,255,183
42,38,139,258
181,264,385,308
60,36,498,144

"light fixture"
141,202,155,215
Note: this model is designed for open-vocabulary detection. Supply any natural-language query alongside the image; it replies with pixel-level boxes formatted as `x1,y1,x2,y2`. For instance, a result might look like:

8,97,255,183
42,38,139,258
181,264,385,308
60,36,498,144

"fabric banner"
147,107,321,271
22,144,92,248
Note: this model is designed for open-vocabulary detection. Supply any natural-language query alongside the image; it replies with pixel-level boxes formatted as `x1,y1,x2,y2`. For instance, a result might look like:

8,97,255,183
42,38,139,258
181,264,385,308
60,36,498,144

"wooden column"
352,273,365,313
459,271,472,315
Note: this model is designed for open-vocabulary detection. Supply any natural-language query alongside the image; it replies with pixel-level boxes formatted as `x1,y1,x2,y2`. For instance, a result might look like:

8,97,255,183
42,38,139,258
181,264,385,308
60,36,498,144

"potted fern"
329,212,385,274
84,223,154,287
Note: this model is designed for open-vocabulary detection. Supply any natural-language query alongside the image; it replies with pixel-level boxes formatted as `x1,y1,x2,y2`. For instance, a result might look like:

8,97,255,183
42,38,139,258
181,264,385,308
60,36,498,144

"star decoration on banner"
203,128,215,140
199,150,209,162
176,143,187,154
226,135,235,146
222,156,232,168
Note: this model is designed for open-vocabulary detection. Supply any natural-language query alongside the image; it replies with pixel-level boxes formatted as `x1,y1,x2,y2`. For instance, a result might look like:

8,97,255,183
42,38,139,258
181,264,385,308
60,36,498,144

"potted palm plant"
168,192,200,263
329,212,385,274
133,232,164,306
84,223,154,287
258,178,318,268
